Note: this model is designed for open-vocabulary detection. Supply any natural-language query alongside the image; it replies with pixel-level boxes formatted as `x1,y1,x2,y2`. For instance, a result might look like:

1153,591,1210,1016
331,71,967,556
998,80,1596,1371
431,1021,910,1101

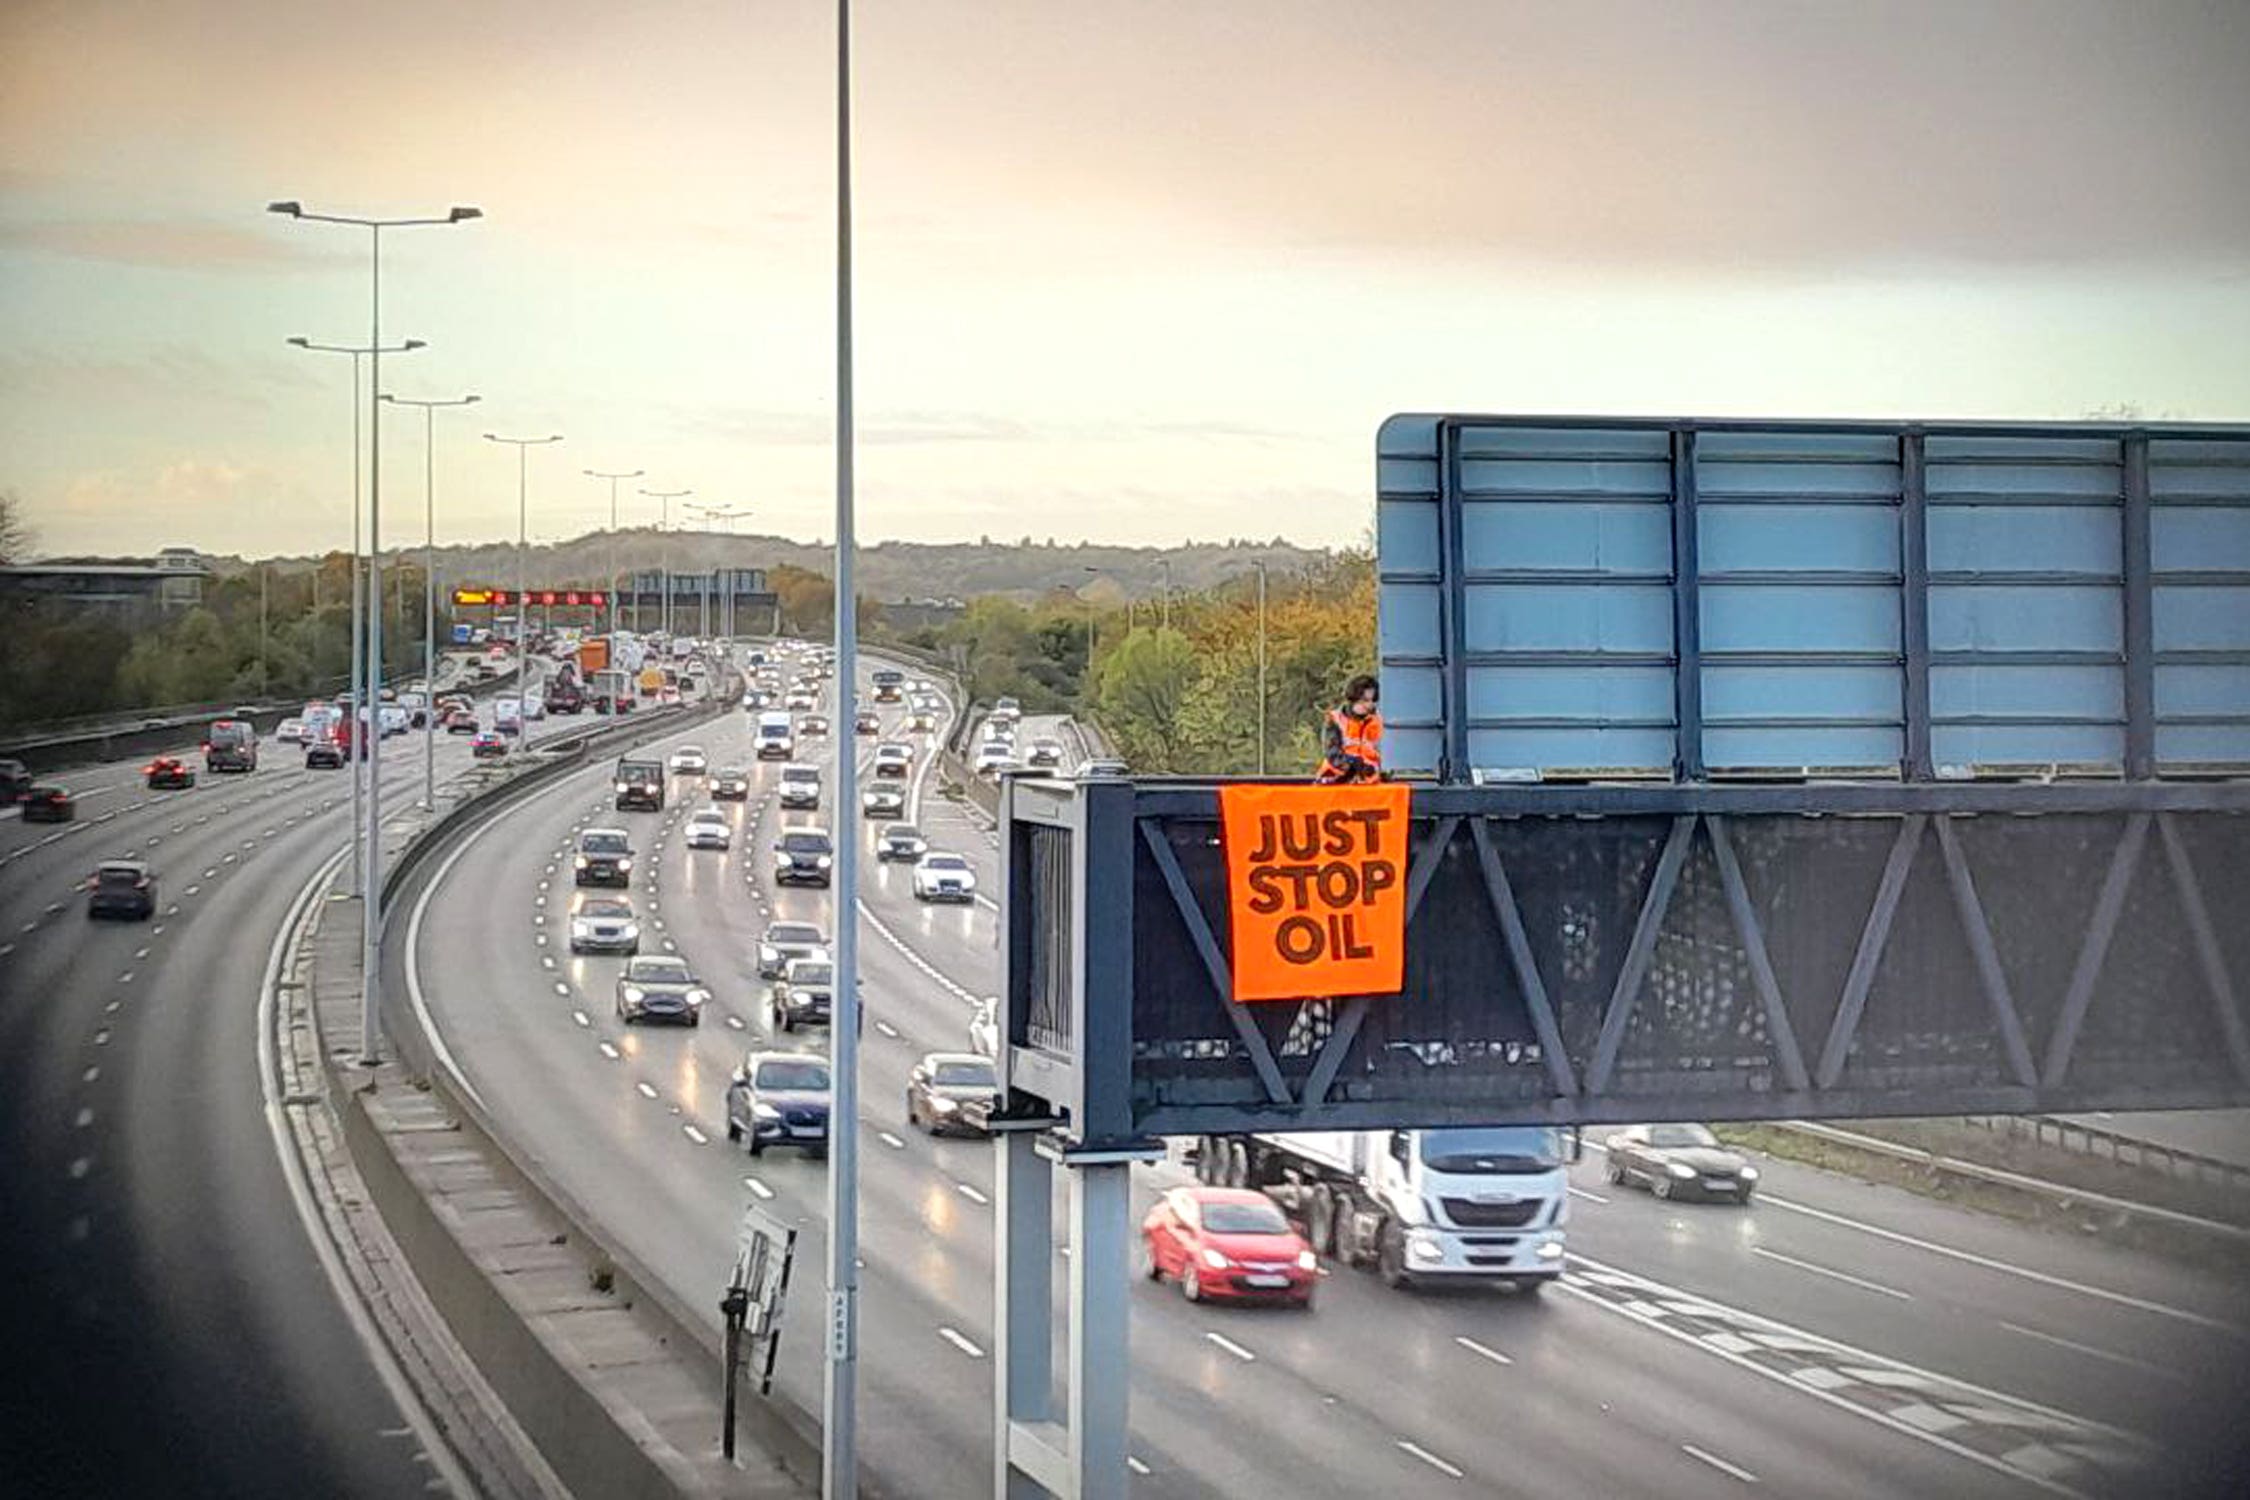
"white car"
569,896,641,955
522,695,547,721
275,717,308,745
778,764,822,810
913,852,977,903
685,808,732,849
668,745,709,775
974,742,1016,776
784,690,816,712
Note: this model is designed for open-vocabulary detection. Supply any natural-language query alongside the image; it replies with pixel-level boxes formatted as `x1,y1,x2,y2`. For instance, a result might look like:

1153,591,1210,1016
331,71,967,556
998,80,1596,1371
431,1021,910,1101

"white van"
755,711,795,761
778,762,822,810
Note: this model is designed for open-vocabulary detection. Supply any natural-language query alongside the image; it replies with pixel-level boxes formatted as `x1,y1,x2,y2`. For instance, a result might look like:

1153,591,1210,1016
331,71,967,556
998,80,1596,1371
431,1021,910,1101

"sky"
3,0,2247,561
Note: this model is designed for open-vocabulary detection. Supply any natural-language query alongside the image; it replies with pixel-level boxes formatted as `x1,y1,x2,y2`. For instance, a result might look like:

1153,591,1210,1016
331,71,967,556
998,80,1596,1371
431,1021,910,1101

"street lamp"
1225,560,1271,775
383,392,480,810
272,197,479,1068
584,468,643,637
486,434,564,748
639,487,692,636
1082,565,1135,630
686,502,750,638
288,335,425,904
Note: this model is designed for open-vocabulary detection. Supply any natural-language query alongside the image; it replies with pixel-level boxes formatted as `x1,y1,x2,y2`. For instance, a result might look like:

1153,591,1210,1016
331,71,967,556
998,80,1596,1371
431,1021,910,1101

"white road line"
1127,1457,1150,1476
117,972,133,984
572,1011,591,1028
636,1082,659,1100
541,956,556,969
74,1107,94,1128
955,1182,989,1205
1682,1443,1758,1483
1395,1440,1463,1479
726,1015,745,1029
878,1131,905,1149
81,1066,99,1084
69,1156,91,1179
1204,1331,1256,1362
598,1042,621,1060
553,981,570,996
745,1176,775,1200
184,885,201,896
1750,1246,1912,1301
1760,1193,2243,1333
874,1020,899,1039
134,947,148,958
1569,1186,1610,1205
683,1125,709,1145
93,1029,111,1046
937,1327,985,1359
1998,1321,2187,1379
1453,1335,1511,1365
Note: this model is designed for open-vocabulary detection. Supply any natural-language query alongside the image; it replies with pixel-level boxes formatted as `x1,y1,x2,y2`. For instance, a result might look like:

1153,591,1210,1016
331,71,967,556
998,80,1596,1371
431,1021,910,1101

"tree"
1093,626,1197,772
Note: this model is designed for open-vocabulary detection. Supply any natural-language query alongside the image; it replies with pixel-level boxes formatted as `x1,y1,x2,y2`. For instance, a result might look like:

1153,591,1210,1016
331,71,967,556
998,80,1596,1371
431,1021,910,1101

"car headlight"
616,857,633,870
1739,1166,1759,1181
571,921,592,937
930,1095,958,1113
759,947,777,964
752,1102,781,1121
620,922,640,938
623,986,645,1003
574,855,589,868
1536,1238,1565,1261
815,855,832,868
1406,1230,1444,1263
615,782,630,793
1200,1247,1230,1270
1667,1161,1696,1178
1297,1250,1318,1271
686,989,710,1007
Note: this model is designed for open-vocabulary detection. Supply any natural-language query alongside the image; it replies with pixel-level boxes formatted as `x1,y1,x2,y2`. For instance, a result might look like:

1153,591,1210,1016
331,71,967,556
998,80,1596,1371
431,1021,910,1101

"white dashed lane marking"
1204,1331,1255,1363
937,1327,985,1359
1396,1441,1464,1480
1681,1444,1758,1484
1454,1336,1511,1366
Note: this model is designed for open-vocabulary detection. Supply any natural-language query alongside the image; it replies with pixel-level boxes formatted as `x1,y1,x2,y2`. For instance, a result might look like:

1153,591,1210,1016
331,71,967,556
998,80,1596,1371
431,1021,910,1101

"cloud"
0,218,337,272
0,344,323,407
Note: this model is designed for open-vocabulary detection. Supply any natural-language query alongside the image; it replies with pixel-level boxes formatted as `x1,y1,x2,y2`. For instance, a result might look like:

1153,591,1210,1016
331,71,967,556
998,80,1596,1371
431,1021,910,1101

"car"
568,896,641,955
377,705,410,737
872,743,912,779
912,852,977,903
1026,738,1065,768
615,954,709,1026
444,709,479,734
968,997,999,1059
304,741,345,770
574,828,635,887
685,808,733,850
20,785,76,822
85,859,157,921
144,756,196,790
741,690,774,711
991,696,1022,723
1603,1123,1759,1203
754,712,795,761
798,714,829,737
773,827,834,887
784,690,816,712
615,757,665,811
860,783,906,820
854,711,879,736
667,745,708,776
757,920,826,979
768,955,835,1032
778,763,822,810
204,719,259,772
1141,1187,1317,1307
471,731,508,759
275,718,309,745
876,823,928,862
973,742,1016,775
0,758,29,804
520,694,548,721
492,697,524,736
905,1052,999,1136
725,1051,831,1157
905,712,937,734
711,767,751,801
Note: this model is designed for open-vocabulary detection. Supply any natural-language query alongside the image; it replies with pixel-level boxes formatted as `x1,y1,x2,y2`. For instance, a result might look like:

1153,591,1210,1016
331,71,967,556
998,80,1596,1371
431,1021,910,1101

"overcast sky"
3,0,2246,559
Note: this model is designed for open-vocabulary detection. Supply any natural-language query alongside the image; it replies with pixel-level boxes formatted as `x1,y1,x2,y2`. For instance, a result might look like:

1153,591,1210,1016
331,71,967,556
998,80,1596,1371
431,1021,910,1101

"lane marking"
1204,1331,1255,1362
937,1327,985,1359
572,1011,590,1028
1997,1321,2187,1380
1749,1246,1913,1301
1682,1443,1758,1484
636,1082,659,1100
1395,1440,1463,1479
683,1125,709,1145
1568,1186,1609,1205
1453,1335,1511,1366
553,982,569,996
955,1182,989,1205
74,1107,94,1128
81,1066,99,1084
1127,1458,1150,1477
744,1176,775,1200
874,1020,899,1039
68,1156,91,1178
878,1131,905,1149
598,1042,621,1060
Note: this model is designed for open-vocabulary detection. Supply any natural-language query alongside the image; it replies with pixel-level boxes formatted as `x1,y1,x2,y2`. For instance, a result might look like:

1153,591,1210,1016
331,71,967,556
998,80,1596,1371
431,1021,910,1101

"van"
755,711,795,761
204,719,259,773
778,763,822,810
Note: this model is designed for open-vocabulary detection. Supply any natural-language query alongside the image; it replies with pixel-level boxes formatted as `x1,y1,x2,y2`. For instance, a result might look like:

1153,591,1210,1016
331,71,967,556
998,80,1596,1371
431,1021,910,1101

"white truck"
1194,1126,1573,1293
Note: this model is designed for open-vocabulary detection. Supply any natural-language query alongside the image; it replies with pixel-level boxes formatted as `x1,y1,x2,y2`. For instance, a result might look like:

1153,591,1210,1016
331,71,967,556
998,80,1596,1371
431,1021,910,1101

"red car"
470,731,508,759
1141,1187,1318,1307
145,756,196,790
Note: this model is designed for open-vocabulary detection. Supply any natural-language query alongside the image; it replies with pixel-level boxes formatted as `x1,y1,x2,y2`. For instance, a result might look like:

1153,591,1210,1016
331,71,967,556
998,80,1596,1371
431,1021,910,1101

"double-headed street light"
584,468,644,636
383,392,481,810
640,487,692,635
486,434,564,747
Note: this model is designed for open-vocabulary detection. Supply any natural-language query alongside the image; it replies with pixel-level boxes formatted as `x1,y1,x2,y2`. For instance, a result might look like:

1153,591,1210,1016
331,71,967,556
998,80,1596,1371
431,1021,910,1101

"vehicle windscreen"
582,833,630,854
887,826,922,842
790,964,834,987
209,722,252,745
768,923,821,945
923,855,967,871
97,867,144,886
756,1060,830,1092
781,832,831,854
783,768,818,783
579,900,632,920
1647,1124,1720,1150
618,760,660,780
933,1060,995,1088
1418,1127,1565,1174
1201,1200,1291,1235
628,959,692,984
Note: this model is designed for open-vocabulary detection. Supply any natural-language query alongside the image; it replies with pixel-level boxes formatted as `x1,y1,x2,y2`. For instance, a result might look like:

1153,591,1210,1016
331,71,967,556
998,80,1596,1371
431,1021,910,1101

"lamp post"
272,198,478,1067
584,468,643,637
486,434,564,748
288,335,425,903
1226,560,1270,775
640,487,692,636
686,503,749,639
384,392,480,810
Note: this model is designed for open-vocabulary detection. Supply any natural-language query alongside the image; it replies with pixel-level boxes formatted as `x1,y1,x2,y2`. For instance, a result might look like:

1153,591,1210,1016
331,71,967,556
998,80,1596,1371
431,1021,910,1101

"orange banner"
1218,782,1411,1003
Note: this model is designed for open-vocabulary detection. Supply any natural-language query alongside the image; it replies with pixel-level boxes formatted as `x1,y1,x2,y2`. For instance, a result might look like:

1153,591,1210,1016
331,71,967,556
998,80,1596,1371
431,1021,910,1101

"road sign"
450,587,608,608
1218,783,1408,1001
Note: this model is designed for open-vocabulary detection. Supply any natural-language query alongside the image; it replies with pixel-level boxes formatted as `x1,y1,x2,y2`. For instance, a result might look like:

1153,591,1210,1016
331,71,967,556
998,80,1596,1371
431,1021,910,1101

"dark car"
20,785,75,822
773,827,834,888
470,731,508,759
854,711,879,736
574,828,634,888
0,758,30,804
1604,1123,1759,1203
615,756,665,812
145,756,196,790
798,713,830,737
86,859,156,921
725,1051,831,1158
756,920,826,980
204,719,259,773
304,739,345,770
905,1052,998,1137
768,956,834,1033
711,767,751,801
615,954,708,1026
569,896,641,955
876,823,928,862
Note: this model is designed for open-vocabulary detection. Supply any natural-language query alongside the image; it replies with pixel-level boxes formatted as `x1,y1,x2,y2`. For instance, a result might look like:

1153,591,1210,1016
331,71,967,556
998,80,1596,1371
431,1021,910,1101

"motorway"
399,649,2250,1500
0,697,528,1496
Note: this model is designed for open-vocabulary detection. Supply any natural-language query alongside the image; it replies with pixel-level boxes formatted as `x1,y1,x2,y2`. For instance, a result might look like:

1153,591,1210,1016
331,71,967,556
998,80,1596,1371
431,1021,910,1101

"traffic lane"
0,767,445,1497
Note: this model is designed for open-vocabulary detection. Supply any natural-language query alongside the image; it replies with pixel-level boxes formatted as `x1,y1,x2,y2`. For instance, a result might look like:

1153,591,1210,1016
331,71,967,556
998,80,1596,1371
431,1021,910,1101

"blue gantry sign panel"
1377,416,2250,782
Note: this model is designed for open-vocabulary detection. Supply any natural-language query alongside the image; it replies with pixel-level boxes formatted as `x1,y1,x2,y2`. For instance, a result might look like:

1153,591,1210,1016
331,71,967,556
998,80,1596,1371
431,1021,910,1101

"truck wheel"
1307,1187,1337,1257
1376,1224,1414,1290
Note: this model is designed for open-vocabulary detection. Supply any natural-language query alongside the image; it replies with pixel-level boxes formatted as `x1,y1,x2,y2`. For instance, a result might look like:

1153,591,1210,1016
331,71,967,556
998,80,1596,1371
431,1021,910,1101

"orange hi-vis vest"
1318,708,1383,782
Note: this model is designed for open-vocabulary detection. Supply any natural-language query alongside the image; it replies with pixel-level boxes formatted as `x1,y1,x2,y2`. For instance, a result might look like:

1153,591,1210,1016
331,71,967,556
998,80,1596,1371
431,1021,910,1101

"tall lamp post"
640,487,692,636
486,434,564,748
288,335,425,902
383,392,480,810
585,468,643,636
271,198,479,1067
686,503,750,638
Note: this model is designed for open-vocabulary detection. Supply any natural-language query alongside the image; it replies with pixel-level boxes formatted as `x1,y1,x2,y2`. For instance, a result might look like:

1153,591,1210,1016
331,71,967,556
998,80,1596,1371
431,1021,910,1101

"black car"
145,757,196,790
615,955,708,1026
615,757,665,812
725,1051,831,1158
574,829,634,887
86,859,156,921
1604,1123,1759,1203
876,823,928,862
854,712,879,736
905,1052,999,1137
711,767,752,801
773,827,834,888
768,957,834,1033
0,758,29,804
20,785,75,822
